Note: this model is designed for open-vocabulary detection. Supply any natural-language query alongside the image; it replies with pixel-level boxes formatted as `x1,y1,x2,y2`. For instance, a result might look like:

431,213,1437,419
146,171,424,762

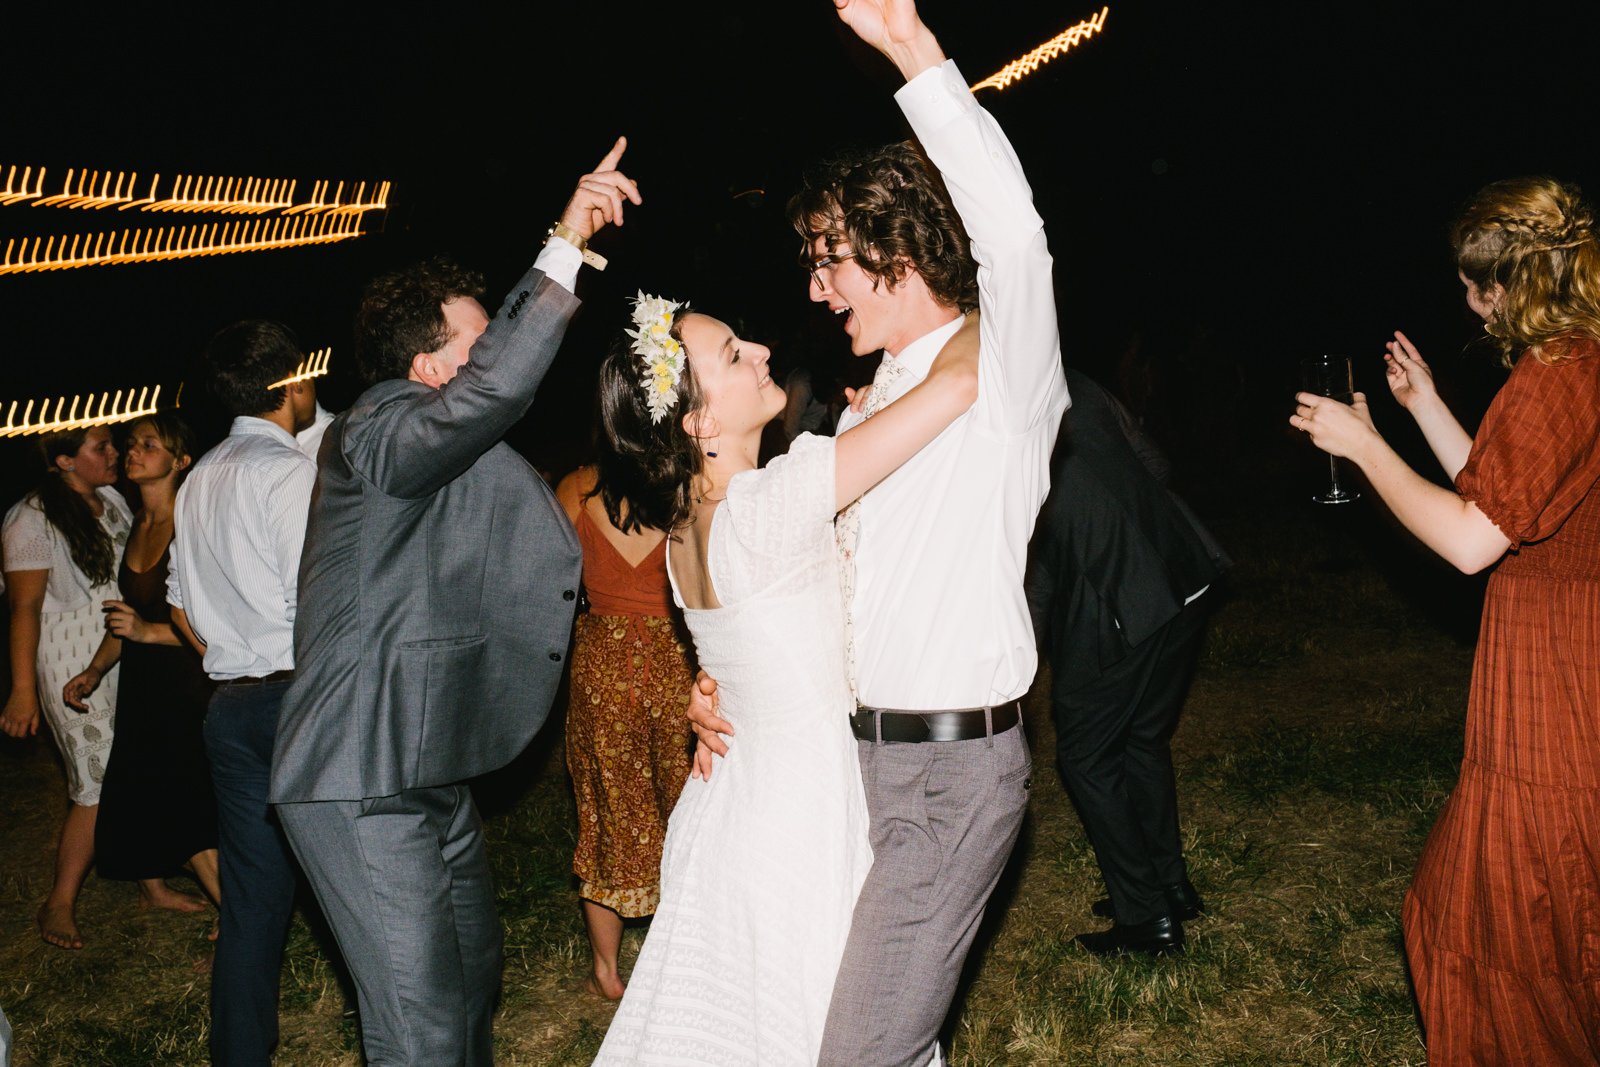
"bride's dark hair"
592,312,708,533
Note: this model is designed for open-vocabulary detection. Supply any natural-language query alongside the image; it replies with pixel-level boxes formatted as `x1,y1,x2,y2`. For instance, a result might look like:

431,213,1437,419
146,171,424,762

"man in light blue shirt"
167,319,318,1067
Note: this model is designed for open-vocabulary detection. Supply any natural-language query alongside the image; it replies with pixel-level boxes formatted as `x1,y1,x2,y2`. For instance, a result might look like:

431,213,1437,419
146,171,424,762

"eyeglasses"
803,249,856,290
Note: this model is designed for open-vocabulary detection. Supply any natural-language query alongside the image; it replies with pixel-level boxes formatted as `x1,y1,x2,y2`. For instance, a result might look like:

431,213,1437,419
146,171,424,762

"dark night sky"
3,0,1598,492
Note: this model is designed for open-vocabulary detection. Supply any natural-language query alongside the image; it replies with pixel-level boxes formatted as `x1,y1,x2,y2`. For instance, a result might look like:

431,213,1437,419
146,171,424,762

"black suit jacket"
1026,370,1228,692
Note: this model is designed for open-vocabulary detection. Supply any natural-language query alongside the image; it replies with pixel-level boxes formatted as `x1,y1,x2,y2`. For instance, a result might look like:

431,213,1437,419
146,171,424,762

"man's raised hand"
834,0,943,79
558,136,642,242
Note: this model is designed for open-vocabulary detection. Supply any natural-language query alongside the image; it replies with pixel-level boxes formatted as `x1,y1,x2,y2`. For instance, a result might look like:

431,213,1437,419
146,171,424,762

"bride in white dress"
590,298,978,1065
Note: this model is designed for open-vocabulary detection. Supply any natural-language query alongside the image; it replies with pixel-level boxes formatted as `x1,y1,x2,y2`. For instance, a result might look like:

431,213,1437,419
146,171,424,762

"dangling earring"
705,438,719,459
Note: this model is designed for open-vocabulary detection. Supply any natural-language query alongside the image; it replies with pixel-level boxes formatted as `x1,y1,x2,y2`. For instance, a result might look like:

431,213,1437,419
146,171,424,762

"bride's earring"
706,437,719,459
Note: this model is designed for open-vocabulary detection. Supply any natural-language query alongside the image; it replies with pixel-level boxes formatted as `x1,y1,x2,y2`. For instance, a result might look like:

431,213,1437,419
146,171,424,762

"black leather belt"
217,669,296,687
849,702,1021,743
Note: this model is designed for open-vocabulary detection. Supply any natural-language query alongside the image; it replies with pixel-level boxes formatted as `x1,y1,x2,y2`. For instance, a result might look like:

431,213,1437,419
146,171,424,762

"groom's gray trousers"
276,784,500,1067
819,717,1031,1066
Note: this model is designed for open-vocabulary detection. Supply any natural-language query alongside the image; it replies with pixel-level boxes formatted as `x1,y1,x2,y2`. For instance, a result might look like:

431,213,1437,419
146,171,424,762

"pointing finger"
594,135,627,174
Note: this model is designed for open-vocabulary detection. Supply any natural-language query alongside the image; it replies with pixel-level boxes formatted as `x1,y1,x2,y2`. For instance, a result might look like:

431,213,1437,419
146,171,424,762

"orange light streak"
0,384,167,438
969,6,1108,93
0,165,47,206
267,347,333,390
0,212,366,276
0,166,390,215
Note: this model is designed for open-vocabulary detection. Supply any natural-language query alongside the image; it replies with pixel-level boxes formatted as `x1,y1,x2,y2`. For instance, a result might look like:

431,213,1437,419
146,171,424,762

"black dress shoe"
1091,880,1205,922
1076,916,1185,957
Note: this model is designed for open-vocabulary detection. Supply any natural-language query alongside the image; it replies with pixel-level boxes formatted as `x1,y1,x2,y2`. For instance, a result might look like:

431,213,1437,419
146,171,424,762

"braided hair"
1453,177,1600,365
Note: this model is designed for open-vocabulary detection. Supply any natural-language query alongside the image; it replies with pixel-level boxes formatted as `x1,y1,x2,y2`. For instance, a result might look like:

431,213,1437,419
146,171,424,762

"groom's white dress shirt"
837,59,1070,712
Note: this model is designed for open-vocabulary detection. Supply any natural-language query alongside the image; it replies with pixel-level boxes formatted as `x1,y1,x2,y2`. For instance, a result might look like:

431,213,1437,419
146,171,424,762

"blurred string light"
0,212,366,276
0,166,45,206
282,180,389,216
970,5,1109,93
0,166,389,216
267,347,332,390
0,384,168,438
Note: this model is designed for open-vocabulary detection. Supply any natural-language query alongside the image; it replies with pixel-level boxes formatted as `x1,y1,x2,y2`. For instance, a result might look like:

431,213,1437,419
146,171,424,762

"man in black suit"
1027,368,1228,956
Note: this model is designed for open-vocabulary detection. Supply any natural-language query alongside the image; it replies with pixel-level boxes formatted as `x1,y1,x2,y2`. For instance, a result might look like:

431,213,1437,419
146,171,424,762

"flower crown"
626,291,687,423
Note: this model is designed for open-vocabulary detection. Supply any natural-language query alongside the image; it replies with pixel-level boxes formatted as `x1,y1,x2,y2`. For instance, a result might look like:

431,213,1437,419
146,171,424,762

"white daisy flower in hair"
625,291,687,423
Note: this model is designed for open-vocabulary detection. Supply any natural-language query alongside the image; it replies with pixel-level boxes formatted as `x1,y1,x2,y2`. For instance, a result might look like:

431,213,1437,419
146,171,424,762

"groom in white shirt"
689,1,1069,1062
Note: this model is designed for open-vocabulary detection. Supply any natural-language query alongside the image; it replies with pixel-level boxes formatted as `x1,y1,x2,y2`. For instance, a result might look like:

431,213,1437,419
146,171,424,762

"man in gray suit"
271,141,639,1065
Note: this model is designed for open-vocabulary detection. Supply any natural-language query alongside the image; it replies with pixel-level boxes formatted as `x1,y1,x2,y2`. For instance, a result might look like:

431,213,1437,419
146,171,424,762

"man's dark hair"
355,257,487,385
787,140,978,313
202,319,306,417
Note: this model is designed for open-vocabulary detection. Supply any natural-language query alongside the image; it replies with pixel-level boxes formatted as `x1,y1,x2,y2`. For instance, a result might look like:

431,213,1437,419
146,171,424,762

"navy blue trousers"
203,680,299,1067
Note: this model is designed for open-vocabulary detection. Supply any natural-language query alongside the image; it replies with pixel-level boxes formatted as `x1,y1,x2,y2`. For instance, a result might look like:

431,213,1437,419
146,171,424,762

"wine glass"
1300,354,1360,505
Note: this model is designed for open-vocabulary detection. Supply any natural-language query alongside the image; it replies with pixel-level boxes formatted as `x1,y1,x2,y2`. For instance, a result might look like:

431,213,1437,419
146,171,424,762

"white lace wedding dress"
594,434,873,1066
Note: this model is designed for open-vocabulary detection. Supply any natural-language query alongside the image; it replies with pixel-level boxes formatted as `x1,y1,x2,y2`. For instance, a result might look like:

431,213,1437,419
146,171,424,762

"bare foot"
37,902,84,950
137,882,209,914
584,973,625,1000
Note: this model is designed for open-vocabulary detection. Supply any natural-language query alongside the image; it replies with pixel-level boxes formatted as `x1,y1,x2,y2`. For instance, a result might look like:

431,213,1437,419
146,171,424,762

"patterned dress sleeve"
2,496,56,573
719,433,837,572
1455,347,1600,545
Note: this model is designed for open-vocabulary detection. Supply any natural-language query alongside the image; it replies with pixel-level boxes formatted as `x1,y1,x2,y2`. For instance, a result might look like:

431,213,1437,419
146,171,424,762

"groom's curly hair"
787,140,978,313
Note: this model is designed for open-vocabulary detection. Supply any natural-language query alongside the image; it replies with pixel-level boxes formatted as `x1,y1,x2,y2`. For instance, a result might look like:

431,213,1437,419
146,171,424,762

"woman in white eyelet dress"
591,306,978,1066
1,424,132,951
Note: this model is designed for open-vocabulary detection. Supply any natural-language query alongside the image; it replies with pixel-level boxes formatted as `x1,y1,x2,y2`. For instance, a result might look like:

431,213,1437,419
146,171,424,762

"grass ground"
0,491,1478,1065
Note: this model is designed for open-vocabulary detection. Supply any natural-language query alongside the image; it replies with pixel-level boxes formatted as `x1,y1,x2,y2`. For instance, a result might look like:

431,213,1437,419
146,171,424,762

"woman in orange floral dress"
1297,176,1600,1063
556,463,694,1000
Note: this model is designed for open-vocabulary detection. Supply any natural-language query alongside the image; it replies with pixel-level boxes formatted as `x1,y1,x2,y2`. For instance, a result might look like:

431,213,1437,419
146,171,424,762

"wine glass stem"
1328,455,1344,496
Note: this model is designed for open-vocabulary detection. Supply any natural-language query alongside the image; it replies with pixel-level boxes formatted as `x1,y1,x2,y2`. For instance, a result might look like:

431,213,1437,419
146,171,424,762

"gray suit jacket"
270,267,582,802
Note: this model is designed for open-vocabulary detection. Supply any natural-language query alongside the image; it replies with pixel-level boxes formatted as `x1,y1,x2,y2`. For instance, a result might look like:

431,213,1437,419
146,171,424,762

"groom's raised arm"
842,0,1068,433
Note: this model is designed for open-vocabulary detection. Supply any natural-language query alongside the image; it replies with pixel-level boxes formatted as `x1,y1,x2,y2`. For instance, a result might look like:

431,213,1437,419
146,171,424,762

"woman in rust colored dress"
556,463,694,1000
1297,176,1600,1063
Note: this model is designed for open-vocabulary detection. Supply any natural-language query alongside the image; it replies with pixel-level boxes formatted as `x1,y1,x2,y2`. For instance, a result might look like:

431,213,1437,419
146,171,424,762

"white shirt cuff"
533,236,583,295
895,59,975,133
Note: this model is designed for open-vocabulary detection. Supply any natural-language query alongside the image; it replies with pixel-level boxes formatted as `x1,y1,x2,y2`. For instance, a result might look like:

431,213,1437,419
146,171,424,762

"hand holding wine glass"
1294,388,1378,454
1296,354,1363,503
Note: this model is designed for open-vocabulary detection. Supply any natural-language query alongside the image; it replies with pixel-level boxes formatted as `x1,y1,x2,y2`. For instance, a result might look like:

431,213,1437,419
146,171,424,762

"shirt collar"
885,314,965,379
228,416,301,449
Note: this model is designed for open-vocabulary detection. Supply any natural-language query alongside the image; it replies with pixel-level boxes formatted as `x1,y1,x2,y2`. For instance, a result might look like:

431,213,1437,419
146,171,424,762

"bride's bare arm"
832,311,980,512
